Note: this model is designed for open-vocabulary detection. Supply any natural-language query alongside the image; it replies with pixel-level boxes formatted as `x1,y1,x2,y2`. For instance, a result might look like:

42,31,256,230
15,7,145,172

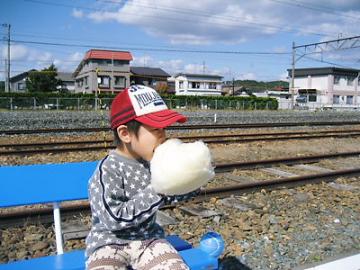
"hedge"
0,92,278,110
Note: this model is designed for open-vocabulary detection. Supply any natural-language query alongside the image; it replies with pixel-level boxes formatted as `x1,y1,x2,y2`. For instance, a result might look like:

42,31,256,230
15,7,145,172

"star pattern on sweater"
86,151,166,257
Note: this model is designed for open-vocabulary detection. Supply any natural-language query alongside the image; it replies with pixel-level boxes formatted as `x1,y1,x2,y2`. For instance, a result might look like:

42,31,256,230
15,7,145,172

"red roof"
84,49,133,61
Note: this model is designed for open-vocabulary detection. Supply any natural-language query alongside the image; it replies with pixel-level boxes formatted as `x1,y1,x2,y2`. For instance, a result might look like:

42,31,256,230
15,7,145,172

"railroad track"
2,152,360,228
2,129,360,155
2,121,360,135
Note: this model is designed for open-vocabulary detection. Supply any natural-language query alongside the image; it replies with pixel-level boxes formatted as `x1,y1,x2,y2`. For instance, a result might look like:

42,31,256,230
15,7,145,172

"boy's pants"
86,238,190,270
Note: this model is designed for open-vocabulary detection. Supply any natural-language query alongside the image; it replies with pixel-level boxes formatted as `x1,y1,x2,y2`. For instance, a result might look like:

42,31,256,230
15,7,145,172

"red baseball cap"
110,85,187,129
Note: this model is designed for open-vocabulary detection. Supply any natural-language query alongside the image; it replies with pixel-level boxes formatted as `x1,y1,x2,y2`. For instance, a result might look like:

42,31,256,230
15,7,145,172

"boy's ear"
117,125,131,143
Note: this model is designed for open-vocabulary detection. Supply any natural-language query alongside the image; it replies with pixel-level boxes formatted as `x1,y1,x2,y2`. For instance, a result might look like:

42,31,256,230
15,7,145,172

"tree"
0,81,4,92
26,64,62,92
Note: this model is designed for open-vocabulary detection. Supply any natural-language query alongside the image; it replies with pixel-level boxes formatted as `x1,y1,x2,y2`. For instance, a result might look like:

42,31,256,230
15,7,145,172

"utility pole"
232,78,235,96
2,23,10,92
95,68,100,110
291,41,295,110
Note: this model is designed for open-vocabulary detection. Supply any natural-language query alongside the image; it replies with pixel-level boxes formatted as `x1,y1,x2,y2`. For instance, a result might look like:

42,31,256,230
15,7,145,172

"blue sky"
1,0,360,82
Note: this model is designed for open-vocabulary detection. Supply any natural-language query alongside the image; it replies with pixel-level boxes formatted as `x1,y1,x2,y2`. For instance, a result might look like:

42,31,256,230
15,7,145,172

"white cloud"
4,45,83,75
279,71,289,81
53,52,84,72
68,52,83,62
132,55,155,67
2,44,28,61
79,0,360,45
236,72,257,80
72,8,84,18
183,63,207,74
158,59,183,74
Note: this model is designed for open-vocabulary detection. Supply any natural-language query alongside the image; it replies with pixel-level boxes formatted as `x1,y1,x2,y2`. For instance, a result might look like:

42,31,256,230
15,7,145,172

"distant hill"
224,80,289,90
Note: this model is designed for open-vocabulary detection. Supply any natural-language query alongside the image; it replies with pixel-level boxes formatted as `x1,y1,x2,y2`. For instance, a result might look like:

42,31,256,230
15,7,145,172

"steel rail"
201,167,360,198
2,121,360,135
2,132,360,155
1,166,359,228
2,128,360,148
214,150,360,171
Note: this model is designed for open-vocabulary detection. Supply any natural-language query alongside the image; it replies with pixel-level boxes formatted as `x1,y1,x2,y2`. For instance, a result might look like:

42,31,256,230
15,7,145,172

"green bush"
0,92,278,110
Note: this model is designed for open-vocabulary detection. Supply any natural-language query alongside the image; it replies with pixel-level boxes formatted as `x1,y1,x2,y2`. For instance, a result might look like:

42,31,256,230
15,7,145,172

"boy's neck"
115,146,139,160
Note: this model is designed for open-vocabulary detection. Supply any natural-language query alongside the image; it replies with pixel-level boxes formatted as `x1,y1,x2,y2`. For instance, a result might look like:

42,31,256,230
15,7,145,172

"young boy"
86,85,197,270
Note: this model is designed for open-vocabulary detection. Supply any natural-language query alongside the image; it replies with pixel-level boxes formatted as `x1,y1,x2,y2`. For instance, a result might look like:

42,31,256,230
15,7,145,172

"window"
84,76,88,86
94,59,111,65
114,60,127,66
17,82,26,91
346,95,353,105
77,79,83,87
191,82,200,89
179,81,184,89
209,83,217,89
334,75,341,85
114,76,126,88
333,95,340,104
347,76,355,86
308,94,317,102
98,76,110,88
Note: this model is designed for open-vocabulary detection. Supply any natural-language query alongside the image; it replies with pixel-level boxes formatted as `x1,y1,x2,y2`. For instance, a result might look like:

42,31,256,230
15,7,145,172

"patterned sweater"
85,150,198,257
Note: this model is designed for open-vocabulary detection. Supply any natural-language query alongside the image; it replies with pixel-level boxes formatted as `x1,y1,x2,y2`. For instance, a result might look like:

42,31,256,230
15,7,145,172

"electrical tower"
290,35,360,109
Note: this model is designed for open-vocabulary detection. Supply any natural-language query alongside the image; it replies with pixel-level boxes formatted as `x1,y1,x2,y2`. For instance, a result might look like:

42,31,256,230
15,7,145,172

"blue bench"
0,162,218,269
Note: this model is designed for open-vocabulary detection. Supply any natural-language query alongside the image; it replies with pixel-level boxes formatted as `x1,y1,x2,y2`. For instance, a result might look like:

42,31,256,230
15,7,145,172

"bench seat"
0,162,219,269
0,236,218,270
0,250,85,270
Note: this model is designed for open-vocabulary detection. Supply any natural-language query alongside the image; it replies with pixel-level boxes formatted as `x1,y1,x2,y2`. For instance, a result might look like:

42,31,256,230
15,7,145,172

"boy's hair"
113,120,142,147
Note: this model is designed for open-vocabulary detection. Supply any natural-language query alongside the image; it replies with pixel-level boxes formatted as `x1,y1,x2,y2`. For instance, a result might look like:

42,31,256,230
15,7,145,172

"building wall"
174,75,222,96
10,79,27,92
294,73,360,108
74,60,131,93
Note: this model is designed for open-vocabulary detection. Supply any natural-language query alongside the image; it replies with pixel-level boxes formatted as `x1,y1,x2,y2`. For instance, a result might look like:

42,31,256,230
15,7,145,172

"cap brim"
136,109,187,128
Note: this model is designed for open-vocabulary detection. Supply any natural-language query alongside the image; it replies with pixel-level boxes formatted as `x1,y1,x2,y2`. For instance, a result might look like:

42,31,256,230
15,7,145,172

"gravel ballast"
2,109,360,131
0,109,359,269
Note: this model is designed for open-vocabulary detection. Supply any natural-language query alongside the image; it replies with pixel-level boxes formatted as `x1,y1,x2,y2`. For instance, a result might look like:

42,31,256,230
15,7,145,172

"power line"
298,54,354,69
11,39,291,55
24,0,339,38
270,0,360,21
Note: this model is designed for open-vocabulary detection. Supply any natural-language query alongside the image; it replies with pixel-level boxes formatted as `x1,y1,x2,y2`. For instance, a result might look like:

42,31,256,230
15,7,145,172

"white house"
288,67,360,109
171,73,223,96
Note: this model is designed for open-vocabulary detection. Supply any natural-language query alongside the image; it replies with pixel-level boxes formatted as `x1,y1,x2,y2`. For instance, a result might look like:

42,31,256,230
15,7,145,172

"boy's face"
129,124,166,161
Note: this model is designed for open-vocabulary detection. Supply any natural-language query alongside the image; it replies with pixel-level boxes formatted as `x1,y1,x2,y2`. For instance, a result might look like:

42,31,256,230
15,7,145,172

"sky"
1,0,360,82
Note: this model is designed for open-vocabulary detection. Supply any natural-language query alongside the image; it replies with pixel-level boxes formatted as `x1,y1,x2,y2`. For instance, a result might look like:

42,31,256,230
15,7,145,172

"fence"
0,97,276,111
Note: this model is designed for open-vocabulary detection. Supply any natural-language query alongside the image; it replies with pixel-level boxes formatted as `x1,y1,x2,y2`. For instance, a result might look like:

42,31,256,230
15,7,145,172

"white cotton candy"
150,139,215,195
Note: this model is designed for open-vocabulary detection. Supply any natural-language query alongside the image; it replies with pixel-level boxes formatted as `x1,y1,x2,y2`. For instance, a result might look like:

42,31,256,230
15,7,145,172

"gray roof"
10,69,37,83
175,73,223,79
56,72,75,82
130,67,170,77
287,67,360,77
10,70,74,83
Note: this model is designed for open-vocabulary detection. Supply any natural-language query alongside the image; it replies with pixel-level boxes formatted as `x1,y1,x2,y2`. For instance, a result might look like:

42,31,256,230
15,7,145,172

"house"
9,70,35,92
288,67,360,109
170,73,223,96
56,72,75,92
130,67,170,92
9,70,75,92
73,49,133,93
267,88,292,110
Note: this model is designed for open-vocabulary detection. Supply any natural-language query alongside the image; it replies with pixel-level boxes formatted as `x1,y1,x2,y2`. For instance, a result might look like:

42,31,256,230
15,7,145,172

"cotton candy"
150,139,214,195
